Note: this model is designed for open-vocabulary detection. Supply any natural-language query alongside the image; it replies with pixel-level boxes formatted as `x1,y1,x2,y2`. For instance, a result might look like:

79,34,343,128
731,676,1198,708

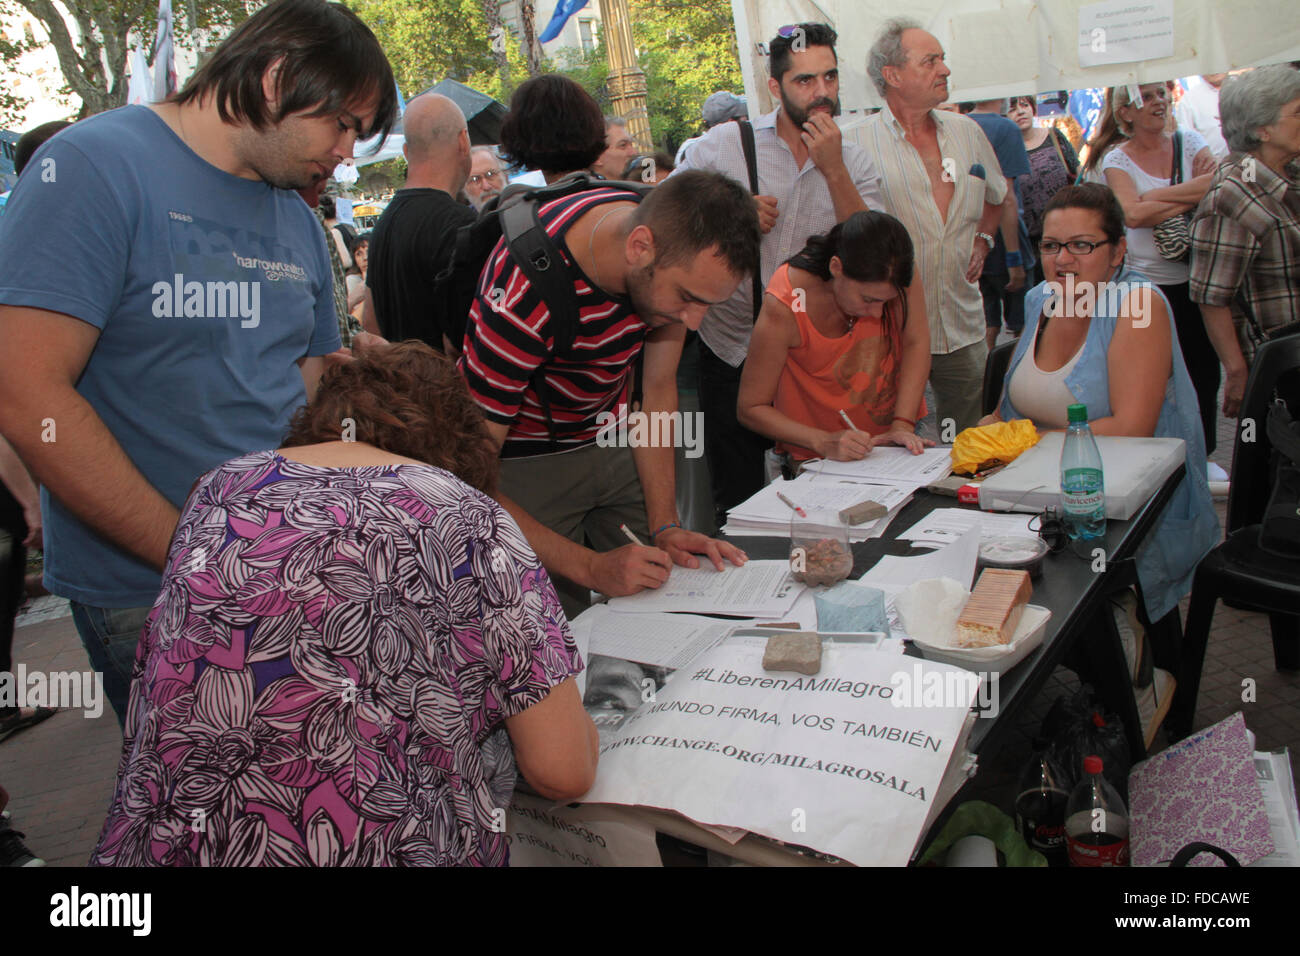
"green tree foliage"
0,0,250,126
626,0,742,151
349,0,532,103
551,0,742,153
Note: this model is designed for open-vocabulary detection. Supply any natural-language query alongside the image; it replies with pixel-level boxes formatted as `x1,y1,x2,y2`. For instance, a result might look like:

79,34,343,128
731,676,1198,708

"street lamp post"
596,0,652,150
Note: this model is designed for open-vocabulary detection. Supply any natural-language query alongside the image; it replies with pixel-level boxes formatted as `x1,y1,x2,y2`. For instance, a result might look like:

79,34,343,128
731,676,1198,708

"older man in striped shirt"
854,18,1008,434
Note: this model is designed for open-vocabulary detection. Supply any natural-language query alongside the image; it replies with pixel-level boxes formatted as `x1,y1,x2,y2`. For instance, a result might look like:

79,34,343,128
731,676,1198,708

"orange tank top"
769,264,919,461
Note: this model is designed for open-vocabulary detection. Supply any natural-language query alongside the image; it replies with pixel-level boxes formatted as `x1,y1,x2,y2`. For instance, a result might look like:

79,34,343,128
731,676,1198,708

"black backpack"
435,172,655,447
435,172,653,350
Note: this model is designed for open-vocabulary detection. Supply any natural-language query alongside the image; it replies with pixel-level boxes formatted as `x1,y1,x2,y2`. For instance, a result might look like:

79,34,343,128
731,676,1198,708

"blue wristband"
1006,250,1023,268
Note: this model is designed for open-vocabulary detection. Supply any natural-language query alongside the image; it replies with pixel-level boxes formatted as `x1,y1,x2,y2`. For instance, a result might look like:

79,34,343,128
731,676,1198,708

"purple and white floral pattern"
90,451,581,867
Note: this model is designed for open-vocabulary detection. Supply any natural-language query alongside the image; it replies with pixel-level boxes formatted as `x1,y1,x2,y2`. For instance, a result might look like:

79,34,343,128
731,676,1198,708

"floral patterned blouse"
90,451,582,867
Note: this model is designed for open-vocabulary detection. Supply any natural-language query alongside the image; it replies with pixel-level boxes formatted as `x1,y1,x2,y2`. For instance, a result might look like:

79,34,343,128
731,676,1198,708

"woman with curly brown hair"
91,342,597,867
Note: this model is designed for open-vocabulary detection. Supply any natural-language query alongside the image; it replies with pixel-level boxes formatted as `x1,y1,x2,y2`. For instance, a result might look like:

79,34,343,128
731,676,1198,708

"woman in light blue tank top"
984,184,1219,624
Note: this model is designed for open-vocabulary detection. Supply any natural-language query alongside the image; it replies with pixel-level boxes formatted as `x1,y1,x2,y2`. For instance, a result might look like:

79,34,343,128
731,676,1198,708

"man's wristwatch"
975,231,995,250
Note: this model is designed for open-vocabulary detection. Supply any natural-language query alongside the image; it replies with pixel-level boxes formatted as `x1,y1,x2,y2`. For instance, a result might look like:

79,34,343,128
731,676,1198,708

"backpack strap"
736,119,763,324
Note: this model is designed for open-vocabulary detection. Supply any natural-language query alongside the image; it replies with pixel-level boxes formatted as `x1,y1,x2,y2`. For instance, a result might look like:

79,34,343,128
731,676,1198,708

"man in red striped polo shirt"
459,170,761,617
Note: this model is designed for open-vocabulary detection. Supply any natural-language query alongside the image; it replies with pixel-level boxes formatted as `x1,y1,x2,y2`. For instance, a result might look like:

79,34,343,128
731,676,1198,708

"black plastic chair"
981,340,1017,416
1168,333,1300,740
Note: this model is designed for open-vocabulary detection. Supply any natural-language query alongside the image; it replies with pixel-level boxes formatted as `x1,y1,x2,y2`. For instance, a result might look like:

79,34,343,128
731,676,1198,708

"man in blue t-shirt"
0,0,398,724
966,99,1034,350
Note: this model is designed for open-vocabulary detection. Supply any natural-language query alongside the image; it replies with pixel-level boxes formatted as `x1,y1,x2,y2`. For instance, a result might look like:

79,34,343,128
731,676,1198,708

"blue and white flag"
539,0,589,45
152,0,176,101
1068,88,1107,144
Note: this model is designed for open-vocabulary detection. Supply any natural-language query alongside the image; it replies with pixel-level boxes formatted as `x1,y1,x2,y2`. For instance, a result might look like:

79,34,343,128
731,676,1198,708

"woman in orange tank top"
738,211,932,470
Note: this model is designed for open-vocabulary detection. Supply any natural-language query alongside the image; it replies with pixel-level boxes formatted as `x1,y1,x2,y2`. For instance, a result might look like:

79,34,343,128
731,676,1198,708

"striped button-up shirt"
849,105,1006,355
1190,156,1300,359
673,108,885,367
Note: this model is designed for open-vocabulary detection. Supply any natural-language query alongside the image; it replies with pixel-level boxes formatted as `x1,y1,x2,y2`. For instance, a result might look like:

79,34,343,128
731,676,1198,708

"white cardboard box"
978,433,1186,520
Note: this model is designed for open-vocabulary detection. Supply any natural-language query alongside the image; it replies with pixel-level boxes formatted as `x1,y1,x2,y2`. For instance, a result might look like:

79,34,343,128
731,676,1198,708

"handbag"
1259,398,1300,560
1152,130,1191,261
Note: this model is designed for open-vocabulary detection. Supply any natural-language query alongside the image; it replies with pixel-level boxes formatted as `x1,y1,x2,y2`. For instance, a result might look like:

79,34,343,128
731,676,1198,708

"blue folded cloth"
816,582,889,634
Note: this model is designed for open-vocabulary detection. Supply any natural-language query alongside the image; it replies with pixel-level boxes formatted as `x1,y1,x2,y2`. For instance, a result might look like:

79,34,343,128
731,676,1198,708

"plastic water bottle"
1065,755,1130,866
1060,403,1106,540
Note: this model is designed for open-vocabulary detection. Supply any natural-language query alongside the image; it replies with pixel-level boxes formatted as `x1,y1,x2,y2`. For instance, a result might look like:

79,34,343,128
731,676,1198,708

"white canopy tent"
730,0,1300,119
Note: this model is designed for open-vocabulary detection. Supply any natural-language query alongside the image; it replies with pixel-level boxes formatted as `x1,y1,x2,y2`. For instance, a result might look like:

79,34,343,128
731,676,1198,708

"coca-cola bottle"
1014,750,1069,865
1065,755,1130,867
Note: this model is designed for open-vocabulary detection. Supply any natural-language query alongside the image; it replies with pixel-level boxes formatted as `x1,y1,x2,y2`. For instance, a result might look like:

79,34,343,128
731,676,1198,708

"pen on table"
775,491,808,518
838,409,861,432
619,523,645,547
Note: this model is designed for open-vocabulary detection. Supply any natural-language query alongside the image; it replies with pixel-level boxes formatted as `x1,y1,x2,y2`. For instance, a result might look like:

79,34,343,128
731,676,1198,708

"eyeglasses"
1038,239,1113,256
468,169,501,187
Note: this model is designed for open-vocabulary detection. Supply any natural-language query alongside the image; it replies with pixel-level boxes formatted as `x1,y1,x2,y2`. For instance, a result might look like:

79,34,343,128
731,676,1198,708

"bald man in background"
362,93,475,347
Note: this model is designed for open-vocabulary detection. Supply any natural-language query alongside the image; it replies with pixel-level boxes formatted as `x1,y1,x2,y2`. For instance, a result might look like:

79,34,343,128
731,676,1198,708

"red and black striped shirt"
458,188,648,457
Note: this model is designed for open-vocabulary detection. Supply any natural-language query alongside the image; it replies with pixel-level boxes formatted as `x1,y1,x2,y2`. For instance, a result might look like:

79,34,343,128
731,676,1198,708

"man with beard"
672,22,885,525
458,170,760,618
860,19,1008,434
0,0,398,724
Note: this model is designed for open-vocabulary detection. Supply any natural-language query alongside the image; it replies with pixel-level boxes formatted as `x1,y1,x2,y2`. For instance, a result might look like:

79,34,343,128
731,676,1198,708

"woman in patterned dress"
90,342,597,866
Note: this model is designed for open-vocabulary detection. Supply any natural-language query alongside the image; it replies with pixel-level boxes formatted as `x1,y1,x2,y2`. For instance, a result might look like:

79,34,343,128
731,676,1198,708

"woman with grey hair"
1190,64,1300,416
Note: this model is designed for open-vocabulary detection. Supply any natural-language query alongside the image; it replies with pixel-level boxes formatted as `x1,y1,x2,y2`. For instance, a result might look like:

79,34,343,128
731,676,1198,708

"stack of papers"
723,473,913,541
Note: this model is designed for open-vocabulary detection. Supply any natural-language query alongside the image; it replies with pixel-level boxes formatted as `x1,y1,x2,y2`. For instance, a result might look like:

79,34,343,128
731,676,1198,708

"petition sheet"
605,560,802,618
581,639,976,867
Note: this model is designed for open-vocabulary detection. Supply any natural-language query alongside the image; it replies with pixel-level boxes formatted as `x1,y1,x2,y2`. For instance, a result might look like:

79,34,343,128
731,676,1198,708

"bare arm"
966,201,1002,283
1091,290,1174,437
297,355,326,404
360,287,381,337
1105,167,1200,229
506,678,599,800
480,420,672,596
0,306,179,570
802,112,868,222
888,278,933,433
737,294,870,460
998,178,1027,291
1199,302,1249,417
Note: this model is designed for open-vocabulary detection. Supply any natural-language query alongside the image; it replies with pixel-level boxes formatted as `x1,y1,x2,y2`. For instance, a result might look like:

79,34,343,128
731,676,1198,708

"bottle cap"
1067,403,1089,424
1091,711,1106,728
1083,755,1103,775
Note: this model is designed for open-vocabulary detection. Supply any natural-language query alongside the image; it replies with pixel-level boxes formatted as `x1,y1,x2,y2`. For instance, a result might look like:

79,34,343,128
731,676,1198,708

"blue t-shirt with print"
0,105,341,607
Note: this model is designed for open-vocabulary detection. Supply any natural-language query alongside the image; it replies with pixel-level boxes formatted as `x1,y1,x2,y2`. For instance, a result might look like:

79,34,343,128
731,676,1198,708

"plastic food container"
978,534,1049,578
910,604,1053,673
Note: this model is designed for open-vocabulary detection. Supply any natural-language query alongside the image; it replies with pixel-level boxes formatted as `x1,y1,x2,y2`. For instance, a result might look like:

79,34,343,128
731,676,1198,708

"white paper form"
1250,749,1300,868
857,526,981,639
575,605,738,670
605,560,803,619
897,509,1036,544
802,446,953,484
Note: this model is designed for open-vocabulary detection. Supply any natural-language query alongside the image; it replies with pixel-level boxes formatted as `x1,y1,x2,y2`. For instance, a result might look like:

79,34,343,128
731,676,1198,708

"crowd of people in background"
0,0,1297,867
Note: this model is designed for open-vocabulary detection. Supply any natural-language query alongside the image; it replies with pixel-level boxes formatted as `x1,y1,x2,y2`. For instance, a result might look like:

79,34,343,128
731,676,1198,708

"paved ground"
1,393,1293,866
